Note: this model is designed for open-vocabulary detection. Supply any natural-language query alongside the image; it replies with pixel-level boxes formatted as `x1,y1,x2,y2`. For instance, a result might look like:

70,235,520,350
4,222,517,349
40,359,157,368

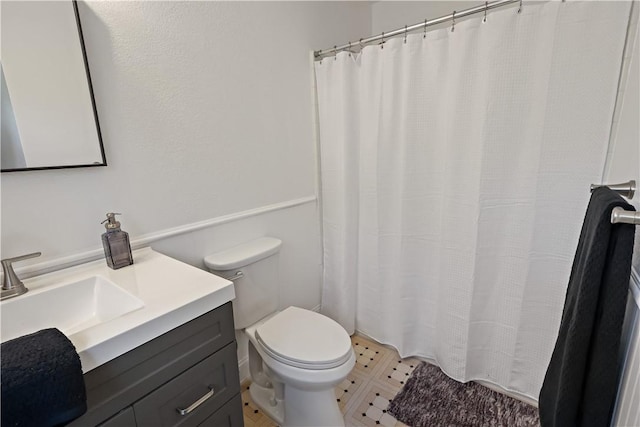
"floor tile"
351,335,394,377
241,333,530,427
375,355,421,390
241,382,278,427
242,334,406,427
343,379,404,427
335,369,369,413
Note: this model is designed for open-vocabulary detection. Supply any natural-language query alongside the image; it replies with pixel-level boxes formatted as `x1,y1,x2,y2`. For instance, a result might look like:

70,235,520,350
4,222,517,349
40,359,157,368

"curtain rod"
314,0,521,60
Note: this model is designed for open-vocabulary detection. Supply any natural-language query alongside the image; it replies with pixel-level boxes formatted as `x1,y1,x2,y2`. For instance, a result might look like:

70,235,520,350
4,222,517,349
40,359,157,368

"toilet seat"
255,307,352,370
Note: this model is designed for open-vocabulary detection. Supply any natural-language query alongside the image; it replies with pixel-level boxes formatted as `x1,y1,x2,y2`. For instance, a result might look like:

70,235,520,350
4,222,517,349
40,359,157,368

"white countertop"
3,248,234,373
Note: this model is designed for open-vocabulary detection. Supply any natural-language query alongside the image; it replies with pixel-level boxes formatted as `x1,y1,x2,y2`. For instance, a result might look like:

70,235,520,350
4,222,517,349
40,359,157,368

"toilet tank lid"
204,237,282,270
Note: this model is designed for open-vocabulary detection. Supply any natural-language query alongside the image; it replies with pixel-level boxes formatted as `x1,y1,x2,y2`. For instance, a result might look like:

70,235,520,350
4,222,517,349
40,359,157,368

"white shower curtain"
315,2,631,398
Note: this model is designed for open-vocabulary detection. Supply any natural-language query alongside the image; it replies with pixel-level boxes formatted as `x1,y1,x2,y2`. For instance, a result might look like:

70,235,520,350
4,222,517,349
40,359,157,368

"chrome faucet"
1,252,41,301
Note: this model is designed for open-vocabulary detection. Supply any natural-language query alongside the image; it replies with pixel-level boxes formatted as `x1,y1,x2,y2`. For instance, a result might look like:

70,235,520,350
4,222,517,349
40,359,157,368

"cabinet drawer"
198,394,244,427
71,302,235,426
97,407,136,427
133,342,240,427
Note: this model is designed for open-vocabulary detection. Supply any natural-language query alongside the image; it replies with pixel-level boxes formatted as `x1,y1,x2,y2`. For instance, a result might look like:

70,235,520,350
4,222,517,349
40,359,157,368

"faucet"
1,252,41,301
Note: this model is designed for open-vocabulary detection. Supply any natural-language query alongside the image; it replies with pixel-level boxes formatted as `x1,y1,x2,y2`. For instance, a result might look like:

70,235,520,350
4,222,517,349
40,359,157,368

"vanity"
0,248,243,426
70,302,242,427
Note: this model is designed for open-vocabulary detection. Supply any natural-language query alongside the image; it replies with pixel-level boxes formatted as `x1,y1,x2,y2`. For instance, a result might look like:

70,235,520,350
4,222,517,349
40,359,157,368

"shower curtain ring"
334,45,337,60
404,25,408,44
348,41,352,57
381,31,385,49
484,1,488,22
518,0,523,13
451,11,456,32
424,19,427,38
359,38,364,50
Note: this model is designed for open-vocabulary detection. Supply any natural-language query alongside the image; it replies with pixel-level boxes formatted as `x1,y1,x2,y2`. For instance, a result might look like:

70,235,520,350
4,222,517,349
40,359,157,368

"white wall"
0,1,372,381
372,1,484,35
1,0,369,271
1,1,370,382
1,0,370,378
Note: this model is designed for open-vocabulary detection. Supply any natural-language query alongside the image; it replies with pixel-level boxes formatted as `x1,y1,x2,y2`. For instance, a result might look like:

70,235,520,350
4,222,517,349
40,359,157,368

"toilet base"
249,382,285,425
282,384,345,427
250,381,345,427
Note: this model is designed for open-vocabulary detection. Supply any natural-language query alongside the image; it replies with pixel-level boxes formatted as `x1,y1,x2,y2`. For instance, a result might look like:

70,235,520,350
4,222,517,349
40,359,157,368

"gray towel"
539,187,635,427
1,328,87,426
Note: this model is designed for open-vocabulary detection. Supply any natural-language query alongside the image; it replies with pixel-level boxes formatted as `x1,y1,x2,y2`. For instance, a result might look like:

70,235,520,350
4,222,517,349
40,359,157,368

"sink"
1,275,144,342
0,248,235,373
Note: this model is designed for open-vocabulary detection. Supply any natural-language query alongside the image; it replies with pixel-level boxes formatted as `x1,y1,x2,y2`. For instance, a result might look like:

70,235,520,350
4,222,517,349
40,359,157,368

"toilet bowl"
204,238,355,427
245,307,355,426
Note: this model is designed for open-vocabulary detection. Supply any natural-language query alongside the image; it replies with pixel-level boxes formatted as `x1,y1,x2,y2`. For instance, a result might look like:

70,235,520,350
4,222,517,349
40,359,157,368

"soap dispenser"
101,213,133,269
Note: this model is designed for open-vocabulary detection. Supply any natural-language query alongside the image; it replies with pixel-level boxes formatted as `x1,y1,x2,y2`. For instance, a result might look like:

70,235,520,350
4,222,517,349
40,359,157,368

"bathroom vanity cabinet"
68,302,244,427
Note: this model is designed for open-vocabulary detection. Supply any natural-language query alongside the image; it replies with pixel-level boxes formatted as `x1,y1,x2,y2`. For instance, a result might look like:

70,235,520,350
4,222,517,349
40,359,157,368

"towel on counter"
539,187,635,427
1,328,87,427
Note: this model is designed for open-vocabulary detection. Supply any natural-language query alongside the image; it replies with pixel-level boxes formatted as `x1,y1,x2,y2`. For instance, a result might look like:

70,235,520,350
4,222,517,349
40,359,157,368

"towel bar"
611,207,640,225
590,180,636,199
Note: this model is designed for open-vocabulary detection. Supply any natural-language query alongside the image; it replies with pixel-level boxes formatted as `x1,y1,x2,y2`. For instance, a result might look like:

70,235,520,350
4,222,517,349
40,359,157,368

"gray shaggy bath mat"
387,362,540,427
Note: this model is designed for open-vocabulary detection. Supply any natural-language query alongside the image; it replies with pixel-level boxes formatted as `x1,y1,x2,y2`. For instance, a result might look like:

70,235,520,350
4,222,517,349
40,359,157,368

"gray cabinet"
134,344,239,427
98,407,136,427
199,397,245,427
72,302,243,427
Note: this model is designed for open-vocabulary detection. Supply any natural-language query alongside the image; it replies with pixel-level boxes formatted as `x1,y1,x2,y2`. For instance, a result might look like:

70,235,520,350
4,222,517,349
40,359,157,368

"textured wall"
0,2,371,350
1,1,369,266
372,1,479,35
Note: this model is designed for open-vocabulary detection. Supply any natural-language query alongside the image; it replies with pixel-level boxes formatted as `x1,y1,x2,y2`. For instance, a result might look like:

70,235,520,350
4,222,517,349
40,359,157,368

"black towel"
1,328,87,427
539,187,635,427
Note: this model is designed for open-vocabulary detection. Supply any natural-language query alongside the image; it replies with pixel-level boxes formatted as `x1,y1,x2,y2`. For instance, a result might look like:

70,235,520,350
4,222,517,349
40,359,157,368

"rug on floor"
387,362,540,427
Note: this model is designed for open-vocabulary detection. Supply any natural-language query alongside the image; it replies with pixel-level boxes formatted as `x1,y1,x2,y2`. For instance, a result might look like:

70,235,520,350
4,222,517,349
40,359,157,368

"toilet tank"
204,237,282,329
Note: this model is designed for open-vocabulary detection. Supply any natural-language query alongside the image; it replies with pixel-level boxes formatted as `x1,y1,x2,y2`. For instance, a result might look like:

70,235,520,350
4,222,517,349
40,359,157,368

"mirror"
1,0,106,172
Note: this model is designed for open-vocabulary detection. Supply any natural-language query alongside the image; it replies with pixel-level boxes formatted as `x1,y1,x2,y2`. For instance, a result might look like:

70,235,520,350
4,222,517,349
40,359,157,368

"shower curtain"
315,2,631,398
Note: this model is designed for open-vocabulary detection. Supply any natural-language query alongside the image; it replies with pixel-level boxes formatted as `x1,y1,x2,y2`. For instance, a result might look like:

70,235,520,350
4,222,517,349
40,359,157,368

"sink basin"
1,275,144,342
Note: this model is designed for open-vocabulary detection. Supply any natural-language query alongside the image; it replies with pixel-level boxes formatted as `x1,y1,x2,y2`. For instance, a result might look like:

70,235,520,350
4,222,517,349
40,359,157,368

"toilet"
204,237,355,427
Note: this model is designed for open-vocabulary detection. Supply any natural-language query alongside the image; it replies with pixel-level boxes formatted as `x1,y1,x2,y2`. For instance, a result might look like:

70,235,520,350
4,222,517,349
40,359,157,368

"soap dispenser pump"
101,212,133,269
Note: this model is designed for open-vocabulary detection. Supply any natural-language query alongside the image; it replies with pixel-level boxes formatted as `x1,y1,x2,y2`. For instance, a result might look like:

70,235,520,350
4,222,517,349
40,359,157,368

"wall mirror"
1,0,106,172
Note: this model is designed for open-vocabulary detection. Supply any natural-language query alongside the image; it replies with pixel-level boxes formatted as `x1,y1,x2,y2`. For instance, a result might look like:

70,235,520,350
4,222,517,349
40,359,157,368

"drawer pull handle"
176,386,215,416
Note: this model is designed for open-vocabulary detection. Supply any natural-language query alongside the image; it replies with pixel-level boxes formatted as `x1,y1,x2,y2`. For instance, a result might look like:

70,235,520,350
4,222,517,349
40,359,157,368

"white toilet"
204,237,355,427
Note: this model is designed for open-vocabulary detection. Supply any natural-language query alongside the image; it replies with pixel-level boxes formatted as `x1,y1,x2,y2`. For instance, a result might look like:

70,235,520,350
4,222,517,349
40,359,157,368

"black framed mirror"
1,0,106,172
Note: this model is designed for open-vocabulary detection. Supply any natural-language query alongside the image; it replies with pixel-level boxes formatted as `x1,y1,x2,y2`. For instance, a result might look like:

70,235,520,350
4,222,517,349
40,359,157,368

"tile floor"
242,334,418,427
